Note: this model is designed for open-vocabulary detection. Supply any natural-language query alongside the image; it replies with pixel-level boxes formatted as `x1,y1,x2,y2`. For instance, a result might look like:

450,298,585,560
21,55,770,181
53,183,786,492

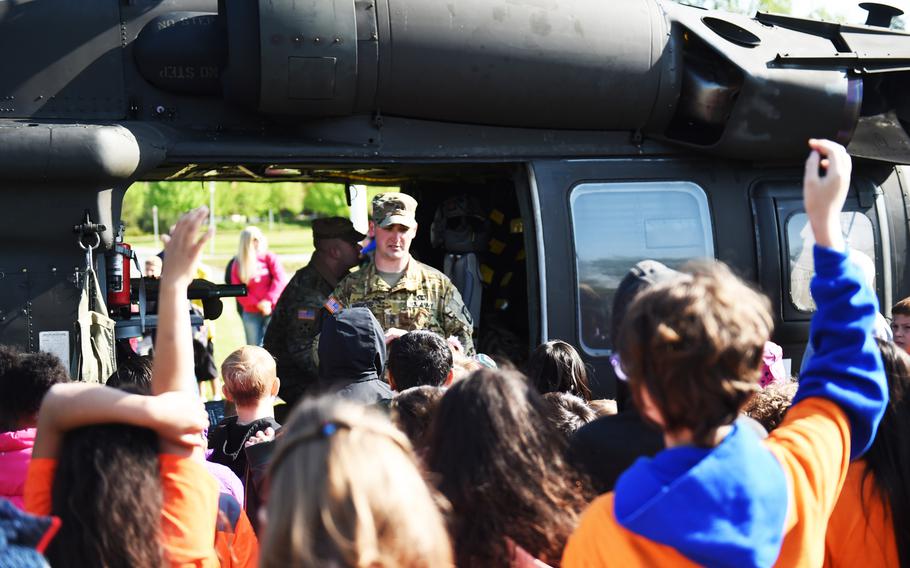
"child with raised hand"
24,207,224,568
563,140,888,567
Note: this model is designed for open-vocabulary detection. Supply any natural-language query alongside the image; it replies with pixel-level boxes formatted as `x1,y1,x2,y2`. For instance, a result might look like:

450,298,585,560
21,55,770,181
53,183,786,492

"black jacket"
207,415,281,482
318,307,394,405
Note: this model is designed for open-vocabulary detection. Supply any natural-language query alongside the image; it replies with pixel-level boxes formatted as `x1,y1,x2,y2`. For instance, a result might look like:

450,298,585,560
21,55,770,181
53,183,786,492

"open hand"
148,391,210,447
160,207,213,288
245,426,276,447
384,327,407,344
803,139,850,250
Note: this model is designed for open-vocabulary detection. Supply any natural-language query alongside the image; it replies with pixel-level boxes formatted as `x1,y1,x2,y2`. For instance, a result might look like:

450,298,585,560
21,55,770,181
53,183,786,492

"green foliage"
302,183,349,216
122,181,365,234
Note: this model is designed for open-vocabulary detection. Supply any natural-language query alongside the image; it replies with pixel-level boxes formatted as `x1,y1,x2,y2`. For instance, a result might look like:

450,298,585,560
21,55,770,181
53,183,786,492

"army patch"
324,295,343,314
297,309,316,320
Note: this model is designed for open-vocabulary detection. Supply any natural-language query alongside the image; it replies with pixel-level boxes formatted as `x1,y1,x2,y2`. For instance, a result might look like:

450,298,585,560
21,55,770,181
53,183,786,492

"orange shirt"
25,455,220,568
215,498,259,568
563,398,851,567
824,460,898,567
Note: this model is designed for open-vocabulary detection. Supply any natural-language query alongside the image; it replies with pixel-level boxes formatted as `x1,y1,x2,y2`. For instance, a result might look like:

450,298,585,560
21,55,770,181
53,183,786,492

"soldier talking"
263,217,365,407
325,193,475,356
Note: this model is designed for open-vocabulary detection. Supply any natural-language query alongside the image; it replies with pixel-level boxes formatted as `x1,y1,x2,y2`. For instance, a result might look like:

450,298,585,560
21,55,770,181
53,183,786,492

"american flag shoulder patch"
297,309,316,320
324,295,343,314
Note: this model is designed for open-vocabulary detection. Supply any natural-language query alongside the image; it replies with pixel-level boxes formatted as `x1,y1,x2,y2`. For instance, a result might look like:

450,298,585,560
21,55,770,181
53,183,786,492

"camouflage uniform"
263,263,338,404
263,216,365,405
330,258,476,355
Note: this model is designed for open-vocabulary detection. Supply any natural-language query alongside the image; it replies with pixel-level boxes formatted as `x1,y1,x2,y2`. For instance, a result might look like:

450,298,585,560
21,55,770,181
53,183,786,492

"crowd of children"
0,139,907,567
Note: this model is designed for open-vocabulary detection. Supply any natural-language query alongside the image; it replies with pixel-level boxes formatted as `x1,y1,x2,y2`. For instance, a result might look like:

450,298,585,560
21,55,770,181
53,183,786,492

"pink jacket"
231,252,288,313
0,428,36,509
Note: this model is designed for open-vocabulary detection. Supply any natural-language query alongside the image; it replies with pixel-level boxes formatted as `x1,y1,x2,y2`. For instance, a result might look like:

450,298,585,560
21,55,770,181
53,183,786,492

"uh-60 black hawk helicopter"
0,0,908,395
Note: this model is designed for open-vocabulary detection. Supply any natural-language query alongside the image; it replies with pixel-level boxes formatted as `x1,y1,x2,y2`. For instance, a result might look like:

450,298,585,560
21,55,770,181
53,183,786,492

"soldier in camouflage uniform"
263,217,364,406
325,193,475,355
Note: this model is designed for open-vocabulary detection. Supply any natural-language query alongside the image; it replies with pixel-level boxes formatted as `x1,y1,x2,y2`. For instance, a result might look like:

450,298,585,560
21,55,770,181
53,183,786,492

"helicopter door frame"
751,175,892,370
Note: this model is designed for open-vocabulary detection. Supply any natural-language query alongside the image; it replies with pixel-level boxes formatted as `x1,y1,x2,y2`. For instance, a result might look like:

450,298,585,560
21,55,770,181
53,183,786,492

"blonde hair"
236,226,266,284
262,398,453,568
221,346,277,407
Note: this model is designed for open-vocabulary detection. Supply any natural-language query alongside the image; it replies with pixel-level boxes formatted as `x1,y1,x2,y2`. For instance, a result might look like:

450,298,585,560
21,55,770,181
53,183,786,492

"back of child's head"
526,340,592,401
47,423,163,568
617,261,772,445
221,346,277,407
0,348,69,431
743,380,799,432
263,396,452,568
106,355,153,394
391,385,446,451
387,331,453,390
542,392,596,435
892,297,910,318
865,338,910,566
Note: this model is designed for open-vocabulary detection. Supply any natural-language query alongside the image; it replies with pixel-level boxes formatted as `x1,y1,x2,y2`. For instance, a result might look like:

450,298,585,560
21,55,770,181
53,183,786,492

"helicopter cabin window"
570,182,714,355
785,211,876,312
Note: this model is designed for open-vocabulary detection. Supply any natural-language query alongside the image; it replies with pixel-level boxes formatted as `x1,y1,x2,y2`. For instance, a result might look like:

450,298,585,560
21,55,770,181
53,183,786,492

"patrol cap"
372,193,418,229
610,260,682,342
312,217,365,244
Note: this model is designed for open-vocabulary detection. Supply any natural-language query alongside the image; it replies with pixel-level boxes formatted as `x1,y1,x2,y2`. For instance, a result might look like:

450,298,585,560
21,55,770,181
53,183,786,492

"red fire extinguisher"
107,225,132,311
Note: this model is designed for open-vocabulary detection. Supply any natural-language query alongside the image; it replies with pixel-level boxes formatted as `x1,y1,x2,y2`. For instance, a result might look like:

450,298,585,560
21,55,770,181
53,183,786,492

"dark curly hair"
425,369,590,566
47,423,164,568
106,355,153,394
0,348,69,431
743,381,798,432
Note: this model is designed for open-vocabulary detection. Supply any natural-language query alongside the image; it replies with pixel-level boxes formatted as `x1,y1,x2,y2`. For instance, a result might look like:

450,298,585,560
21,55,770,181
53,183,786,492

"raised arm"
153,207,212,395
32,383,208,459
794,139,887,459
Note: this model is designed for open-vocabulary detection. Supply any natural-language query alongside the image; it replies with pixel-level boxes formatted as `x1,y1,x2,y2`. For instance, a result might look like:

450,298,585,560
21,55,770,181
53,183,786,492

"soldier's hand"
447,335,465,355
804,139,850,251
384,327,407,345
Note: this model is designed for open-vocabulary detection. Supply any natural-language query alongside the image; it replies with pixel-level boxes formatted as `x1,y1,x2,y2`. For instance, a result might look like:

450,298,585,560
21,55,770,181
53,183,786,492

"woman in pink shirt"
230,226,288,346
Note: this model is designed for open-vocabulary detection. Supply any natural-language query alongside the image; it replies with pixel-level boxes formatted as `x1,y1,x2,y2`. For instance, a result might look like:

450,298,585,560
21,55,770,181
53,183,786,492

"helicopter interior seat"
406,174,532,366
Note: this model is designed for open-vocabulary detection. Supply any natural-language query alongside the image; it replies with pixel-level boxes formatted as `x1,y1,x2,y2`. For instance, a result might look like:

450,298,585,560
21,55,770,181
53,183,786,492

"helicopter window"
786,211,876,312
570,182,714,355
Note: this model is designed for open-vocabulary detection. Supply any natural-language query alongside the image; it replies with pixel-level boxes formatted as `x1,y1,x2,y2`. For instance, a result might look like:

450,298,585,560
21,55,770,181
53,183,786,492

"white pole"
208,181,216,256
268,208,274,231
349,184,369,235
152,205,159,247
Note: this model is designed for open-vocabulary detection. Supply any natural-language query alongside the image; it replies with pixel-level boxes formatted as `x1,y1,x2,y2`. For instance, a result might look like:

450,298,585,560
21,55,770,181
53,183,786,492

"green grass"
130,224,316,379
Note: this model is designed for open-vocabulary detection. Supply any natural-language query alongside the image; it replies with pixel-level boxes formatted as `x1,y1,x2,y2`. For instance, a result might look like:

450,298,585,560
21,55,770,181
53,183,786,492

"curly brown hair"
617,261,773,446
743,381,798,432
